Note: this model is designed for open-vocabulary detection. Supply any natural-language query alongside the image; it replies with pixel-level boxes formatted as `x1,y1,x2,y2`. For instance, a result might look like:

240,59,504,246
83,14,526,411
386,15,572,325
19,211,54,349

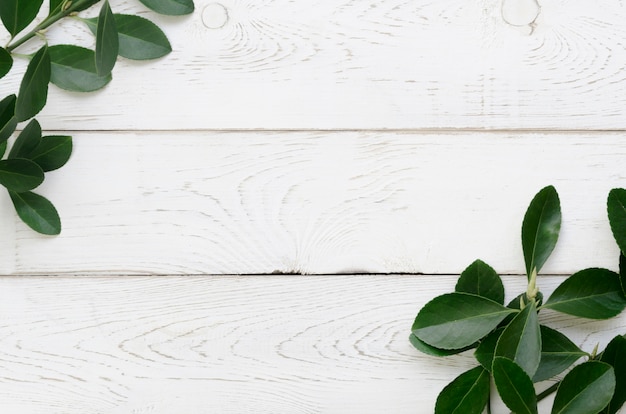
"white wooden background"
1,0,626,412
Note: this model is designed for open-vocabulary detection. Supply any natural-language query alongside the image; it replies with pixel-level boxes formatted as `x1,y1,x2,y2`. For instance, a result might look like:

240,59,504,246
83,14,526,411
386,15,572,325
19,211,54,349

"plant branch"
536,381,560,402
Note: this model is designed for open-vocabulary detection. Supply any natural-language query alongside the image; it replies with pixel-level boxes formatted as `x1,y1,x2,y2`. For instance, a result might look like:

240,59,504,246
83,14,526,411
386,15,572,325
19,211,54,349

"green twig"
537,381,560,402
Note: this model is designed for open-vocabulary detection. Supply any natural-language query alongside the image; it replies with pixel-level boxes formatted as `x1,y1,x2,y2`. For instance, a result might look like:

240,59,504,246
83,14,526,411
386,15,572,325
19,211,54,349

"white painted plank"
2,0,626,130
0,275,622,413
0,131,623,275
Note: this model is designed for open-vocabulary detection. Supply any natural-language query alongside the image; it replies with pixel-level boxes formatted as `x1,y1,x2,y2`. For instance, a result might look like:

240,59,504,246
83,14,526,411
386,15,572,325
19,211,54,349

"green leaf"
49,0,64,15
139,0,194,15
49,45,112,92
0,47,13,79
8,118,41,159
27,135,72,172
533,325,586,383
95,0,118,77
552,361,615,414
0,141,6,158
409,333,475,357
608,188,626,255
9,191,60,235
620,252,626,297
455,259,505,304
0,94,17,143
15,46,50,122
51,0,100,15
0,159,44,192
412,292,517,350
543,268,626,319
84,14,172,60
599,335,626,413
495,300,541,377
522,185,561,278
0,0,44,37
492,357,538,414
474,327,504,371
434,366,490,414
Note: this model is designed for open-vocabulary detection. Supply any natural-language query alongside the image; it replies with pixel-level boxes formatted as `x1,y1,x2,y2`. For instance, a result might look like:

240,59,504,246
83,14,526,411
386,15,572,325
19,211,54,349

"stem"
537,381,560,402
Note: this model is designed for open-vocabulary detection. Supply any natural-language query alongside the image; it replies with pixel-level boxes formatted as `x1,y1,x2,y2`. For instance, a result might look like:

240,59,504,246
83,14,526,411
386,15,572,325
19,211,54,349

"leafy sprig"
410,185,626,414
0,0,194,234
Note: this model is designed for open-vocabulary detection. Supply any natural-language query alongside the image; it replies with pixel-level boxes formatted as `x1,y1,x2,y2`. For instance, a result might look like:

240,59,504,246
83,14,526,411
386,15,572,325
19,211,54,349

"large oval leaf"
495,301,541,377
0,159,44,192
49,45,111,92
409,333,475,357
0,47,12,79
0,94,17,143
435,366,490,414
9,191,61,235
0,0,44,37
552,361,615,414
522,185,561,278
15,46,50,122
412,293,517,349
139,0,194,15
599,335,626,414
95,0,118,77
543,268,626,319
8,118,41,159
455,259,505,304
492,357,538,414
28,135,72,172
533,325,586,383
608,188,626,255
84,14,172,60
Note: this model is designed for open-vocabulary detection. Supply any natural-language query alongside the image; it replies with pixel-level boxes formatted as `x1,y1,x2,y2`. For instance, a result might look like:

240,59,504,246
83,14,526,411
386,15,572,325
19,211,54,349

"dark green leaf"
27,135,72,172
0,47,12,79
412,293,517,350
84,14,172,60
0,141,6,158
434,366,490,414
474,327,503,371
409,333,475,357
95,0,118,77
9,191,60,235
522,185,561,278
619,251,626,297
599,335,626,414
492,357,538,414
139,0,194,15
15,46,50,122
49,45,111,92
0,159,44,192
49,0,64,15
8,118,41,159
495,301,541,377
533,325,586,383
543,268,626,319
0,94,17,144
608,188,626,255
0,0,44,37
69,0,101,12
552,361,615,414
455,259,505,304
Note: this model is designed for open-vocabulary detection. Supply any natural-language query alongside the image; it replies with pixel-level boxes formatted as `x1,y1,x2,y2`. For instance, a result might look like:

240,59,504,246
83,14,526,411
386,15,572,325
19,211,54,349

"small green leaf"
69,0,101,12
49,45,112,92
412,293,517,350
552,361,615,414
27,135,72,172
0,94,17,144
409,333,475,357
84,14,172,60
455,259,505,304
16,46,50,122
49,0,64,15
139,0,194,15
543,268,626,319
608,188,626,255
9,191,60,235
435,366,490,414
474,327,504,371
0,0,44,37
0,47,13,79
8,118,41,159
522,185,561,278
0,159,44,192
95,0,119,77
51,0,99,15
495,300,541,377
599,335,626,414
492,357,538,414
533,325,586,383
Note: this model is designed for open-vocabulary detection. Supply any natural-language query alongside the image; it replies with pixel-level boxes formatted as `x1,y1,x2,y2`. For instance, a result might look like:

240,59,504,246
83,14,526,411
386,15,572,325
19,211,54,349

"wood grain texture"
0,275,623,413
0,131,624,275
2,0,626,130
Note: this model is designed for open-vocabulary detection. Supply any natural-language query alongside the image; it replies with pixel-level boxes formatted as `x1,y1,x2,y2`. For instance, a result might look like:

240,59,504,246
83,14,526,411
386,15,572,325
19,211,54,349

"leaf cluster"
411,186,626,414
0,0,193,234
